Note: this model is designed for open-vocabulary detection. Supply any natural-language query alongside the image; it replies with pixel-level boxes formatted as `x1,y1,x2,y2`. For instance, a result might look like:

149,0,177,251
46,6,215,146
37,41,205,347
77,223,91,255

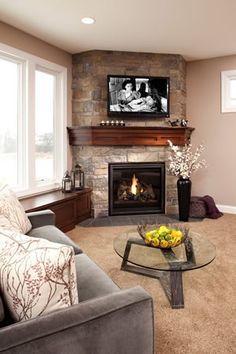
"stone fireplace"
72,145,178,217
108,162,165,215
71,50,188,217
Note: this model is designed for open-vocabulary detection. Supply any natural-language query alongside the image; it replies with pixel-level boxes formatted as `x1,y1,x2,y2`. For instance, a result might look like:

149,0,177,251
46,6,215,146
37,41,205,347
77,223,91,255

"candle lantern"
72,163,84,190
62,170,73,193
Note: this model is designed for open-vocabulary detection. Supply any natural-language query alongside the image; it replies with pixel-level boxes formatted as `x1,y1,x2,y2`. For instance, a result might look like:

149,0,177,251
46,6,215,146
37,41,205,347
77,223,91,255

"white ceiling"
0,0,236,61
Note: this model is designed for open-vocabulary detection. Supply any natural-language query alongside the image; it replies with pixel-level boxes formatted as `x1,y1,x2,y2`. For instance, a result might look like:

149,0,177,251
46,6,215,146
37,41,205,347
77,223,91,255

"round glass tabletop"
114,230,216,271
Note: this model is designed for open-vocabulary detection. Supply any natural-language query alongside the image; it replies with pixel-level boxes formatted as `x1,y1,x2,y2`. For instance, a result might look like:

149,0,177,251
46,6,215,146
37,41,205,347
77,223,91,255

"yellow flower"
158,225,170,234
160,240,169,248
171,230,183,238
175,236,182,246
146,230,158,238
168,239,175,247
151,238,160,247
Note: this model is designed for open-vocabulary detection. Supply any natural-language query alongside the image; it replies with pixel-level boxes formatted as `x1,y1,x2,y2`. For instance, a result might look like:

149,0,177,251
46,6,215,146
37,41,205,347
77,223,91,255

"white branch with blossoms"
167,140,207,179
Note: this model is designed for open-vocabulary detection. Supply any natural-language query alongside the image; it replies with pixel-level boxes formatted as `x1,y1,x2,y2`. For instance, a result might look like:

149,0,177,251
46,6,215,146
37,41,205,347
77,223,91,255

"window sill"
17,184,61,200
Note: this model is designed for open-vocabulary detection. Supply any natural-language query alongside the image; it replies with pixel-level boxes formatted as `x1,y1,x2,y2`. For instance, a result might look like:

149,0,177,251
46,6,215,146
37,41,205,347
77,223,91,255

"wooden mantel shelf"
67,126,194,146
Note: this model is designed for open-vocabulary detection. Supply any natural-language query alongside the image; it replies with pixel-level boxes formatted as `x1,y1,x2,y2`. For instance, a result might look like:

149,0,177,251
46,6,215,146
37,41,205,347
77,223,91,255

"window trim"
221,70,236,113
0,42,67,197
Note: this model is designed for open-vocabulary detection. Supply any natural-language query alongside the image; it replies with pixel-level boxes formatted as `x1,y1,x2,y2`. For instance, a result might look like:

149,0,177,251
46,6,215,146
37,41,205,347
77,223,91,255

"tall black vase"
177,178,192,222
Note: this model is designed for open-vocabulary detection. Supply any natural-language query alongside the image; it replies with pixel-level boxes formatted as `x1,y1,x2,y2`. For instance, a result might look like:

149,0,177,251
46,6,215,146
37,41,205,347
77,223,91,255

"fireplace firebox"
109,162,165,216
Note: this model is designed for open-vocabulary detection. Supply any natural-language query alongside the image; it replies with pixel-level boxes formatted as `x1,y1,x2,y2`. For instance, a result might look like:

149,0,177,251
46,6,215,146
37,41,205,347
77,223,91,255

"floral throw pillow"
0,228,78,322
0,185,32,234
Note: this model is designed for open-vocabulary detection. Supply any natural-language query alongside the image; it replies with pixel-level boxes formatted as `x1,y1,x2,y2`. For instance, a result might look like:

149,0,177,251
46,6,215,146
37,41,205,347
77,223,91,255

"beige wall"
0,21,72,168
187,56,236,208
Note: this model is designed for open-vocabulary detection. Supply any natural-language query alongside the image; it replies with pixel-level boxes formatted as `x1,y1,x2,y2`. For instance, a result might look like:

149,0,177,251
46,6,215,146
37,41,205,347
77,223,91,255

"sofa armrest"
0,286,154,354
26,210,56,228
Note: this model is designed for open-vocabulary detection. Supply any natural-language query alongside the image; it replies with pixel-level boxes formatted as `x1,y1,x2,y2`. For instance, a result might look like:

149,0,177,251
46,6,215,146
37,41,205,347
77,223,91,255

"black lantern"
72,163,84,190
62,170,73,193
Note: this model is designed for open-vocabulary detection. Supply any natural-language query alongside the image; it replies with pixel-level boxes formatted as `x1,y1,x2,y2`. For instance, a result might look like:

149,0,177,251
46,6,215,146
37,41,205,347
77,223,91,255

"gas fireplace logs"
117,174,156,202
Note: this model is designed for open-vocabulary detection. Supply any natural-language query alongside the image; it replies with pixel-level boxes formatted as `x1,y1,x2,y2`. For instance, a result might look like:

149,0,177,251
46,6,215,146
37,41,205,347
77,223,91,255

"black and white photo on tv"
108,76,169,115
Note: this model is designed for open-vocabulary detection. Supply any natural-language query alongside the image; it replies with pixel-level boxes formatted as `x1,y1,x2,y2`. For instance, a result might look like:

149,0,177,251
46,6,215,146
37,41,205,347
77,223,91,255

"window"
0,57,21,187
0,43,67,196
35,69,55,183
221,70,236,112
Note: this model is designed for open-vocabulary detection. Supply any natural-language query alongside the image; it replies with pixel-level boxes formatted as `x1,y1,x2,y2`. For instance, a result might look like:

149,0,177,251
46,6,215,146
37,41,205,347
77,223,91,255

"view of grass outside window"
0,58,19,187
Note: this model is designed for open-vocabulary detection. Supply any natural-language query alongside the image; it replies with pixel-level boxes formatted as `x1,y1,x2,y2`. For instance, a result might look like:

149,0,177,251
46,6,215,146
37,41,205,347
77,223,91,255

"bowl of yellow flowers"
137,224,189,249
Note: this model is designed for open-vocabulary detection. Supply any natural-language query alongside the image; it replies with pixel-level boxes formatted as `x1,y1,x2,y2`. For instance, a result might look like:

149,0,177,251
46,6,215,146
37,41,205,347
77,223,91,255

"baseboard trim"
216,204,236,214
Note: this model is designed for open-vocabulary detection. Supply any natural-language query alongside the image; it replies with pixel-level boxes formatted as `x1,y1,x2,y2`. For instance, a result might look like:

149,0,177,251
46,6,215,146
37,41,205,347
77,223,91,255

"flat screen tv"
107,75,169,118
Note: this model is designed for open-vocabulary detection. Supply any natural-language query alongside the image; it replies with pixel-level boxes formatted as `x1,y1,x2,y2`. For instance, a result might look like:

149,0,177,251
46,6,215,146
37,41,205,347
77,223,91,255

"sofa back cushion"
0,185,32,234
28,225,83,255
0,228,78,322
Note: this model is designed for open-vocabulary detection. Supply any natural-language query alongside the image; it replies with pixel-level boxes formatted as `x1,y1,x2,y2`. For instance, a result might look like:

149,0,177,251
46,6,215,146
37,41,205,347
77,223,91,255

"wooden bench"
20,188,92,232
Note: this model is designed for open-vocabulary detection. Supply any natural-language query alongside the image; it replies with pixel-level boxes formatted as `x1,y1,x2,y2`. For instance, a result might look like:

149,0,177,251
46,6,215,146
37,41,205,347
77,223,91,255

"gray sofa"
0,210,154,354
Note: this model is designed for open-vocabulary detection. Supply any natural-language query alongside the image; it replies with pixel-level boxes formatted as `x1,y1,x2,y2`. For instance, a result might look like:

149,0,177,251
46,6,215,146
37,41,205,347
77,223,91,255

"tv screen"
107,75,169,118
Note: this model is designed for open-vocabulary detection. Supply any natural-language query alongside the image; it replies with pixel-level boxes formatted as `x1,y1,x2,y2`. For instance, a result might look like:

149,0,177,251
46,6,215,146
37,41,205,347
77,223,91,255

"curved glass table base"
114,231,216,309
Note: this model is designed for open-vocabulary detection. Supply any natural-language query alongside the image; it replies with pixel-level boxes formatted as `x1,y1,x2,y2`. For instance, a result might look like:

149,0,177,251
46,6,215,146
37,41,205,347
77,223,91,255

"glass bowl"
137,223,189,249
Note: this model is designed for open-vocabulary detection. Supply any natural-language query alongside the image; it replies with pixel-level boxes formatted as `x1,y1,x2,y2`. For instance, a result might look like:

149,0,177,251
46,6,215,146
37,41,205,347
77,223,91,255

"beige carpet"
68,214,236,354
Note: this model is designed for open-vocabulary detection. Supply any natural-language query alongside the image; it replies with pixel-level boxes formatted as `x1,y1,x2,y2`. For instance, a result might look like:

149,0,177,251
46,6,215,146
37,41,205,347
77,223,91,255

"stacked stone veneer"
73,145,178,217
72,50,186,217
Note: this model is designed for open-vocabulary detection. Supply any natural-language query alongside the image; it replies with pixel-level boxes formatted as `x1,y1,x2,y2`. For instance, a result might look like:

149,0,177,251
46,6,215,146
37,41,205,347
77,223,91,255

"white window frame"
221,70,236,112
0,51,26,190
0,42,67,197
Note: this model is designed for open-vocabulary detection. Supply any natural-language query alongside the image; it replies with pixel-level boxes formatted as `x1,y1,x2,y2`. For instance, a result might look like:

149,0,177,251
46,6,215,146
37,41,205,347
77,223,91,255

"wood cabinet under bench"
20,188,92,232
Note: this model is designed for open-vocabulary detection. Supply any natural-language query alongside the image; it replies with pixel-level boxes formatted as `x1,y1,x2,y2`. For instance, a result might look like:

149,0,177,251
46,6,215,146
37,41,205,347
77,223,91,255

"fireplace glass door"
109,162,165,215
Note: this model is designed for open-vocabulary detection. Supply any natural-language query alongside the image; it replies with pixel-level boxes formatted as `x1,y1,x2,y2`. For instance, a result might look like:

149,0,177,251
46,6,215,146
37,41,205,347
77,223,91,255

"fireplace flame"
131,174,138,195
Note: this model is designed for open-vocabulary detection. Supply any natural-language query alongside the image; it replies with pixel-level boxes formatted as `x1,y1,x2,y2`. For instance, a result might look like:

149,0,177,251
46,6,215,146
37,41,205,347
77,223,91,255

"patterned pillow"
0,228,78,322
0,185,32,234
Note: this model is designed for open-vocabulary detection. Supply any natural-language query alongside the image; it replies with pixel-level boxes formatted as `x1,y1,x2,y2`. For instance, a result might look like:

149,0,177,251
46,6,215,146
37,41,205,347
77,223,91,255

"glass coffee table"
114,230,216,309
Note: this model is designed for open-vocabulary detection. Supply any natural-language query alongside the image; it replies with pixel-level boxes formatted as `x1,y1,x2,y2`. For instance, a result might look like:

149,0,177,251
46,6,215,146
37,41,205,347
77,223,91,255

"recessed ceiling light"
81,17,95,25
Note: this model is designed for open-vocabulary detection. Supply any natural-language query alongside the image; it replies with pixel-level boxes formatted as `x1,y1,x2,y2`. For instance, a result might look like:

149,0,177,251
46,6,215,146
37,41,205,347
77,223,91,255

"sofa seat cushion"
27,225,82,255
75,254,119,302
0,185,32,234
0,228,78,322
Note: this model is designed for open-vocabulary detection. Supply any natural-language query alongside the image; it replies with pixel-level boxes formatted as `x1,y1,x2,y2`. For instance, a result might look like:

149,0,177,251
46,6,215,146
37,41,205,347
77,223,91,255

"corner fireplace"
108,162,165,216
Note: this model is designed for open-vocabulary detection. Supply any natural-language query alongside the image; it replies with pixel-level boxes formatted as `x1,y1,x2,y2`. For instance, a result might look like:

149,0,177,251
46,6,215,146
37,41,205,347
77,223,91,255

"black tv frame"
107,74,170,118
